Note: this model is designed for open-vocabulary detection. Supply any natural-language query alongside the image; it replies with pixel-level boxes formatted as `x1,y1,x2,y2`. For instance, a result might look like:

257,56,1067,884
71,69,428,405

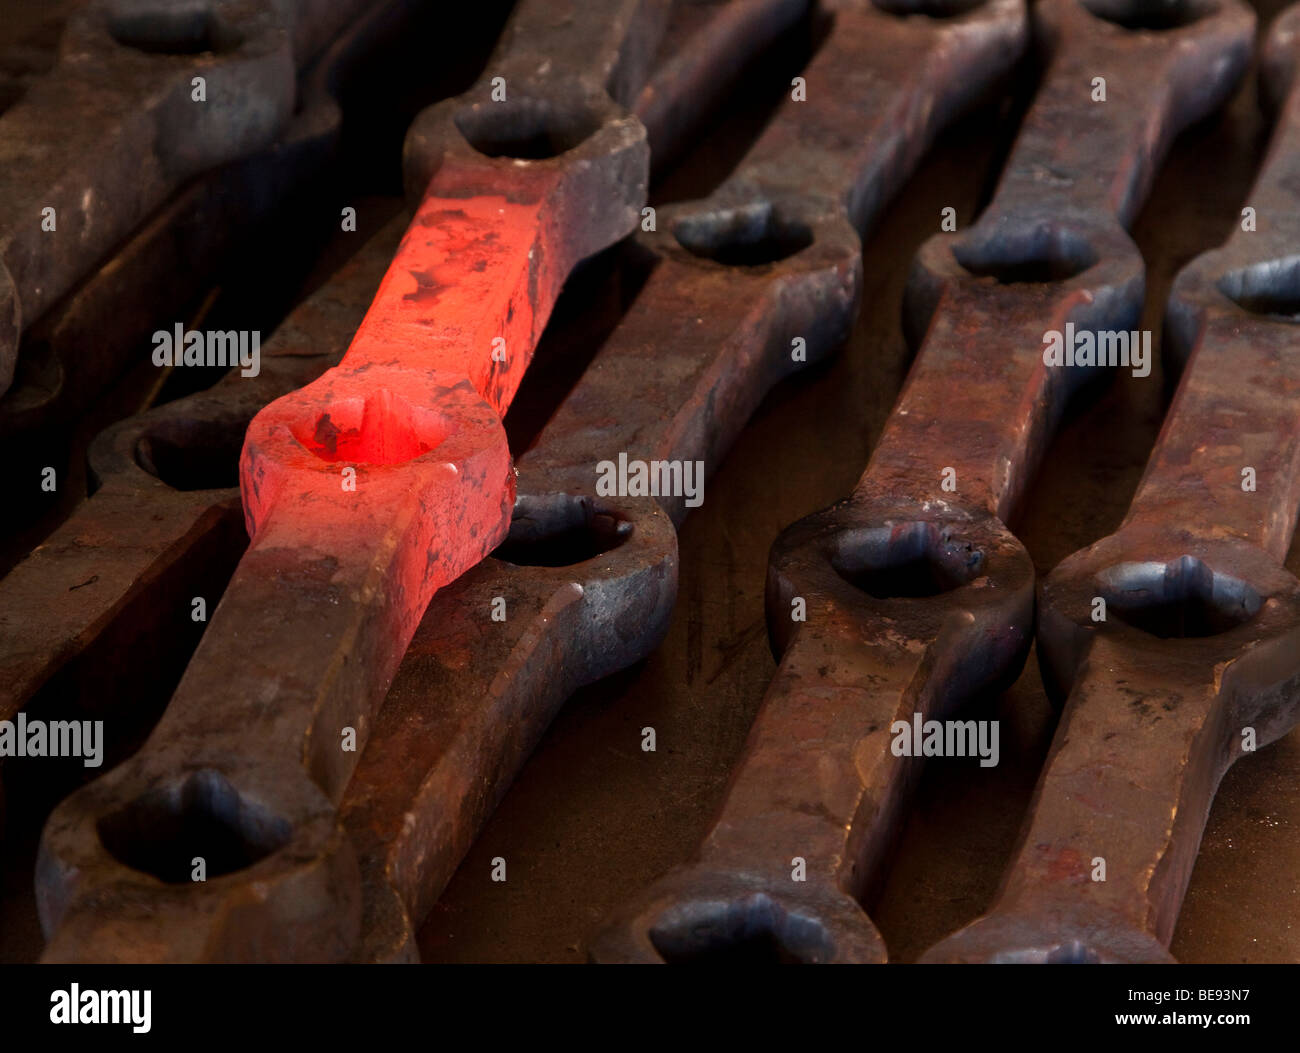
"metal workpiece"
402,0,671,204
346,0,1030,965
29,0,808,964
0,0,797,757
924,4,1300,965
0,0,377,398
594,0,1253,963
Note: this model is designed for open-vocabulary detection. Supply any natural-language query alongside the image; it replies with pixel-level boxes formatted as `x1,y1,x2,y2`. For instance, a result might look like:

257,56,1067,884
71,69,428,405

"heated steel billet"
31,0,754,964
0,217,406,772
344,0,1030,964
594,0,1254,964
0,0,377,398
923,5,1300,965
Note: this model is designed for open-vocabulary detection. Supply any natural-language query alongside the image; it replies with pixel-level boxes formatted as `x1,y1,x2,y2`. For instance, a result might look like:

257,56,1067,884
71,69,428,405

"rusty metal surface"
342,0,1027,965
594,0,1254,963
923,3,1300,964
0,0,514,817
0,0,381,397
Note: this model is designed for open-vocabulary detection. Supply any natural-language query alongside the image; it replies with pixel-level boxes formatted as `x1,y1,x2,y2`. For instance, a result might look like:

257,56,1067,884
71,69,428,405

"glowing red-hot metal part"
36,0,669,963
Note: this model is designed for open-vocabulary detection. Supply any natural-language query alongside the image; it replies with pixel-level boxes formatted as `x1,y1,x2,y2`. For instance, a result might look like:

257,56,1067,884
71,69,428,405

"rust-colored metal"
26,0,812,964
0,0,378,397
923,4,1300,965
593,0,1254,964
344,0,1029,964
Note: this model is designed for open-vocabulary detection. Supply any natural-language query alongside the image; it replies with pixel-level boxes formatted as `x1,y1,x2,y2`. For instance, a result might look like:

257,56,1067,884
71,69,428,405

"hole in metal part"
288,390,449,466
97,769,290,883
1216,256,1300,321
1097,556,1261,639
648,896,831,964
1081,0,1217,31
672,204,814,267
107,3,244,55
833,521,984,600
454,99,604,160
954,226,1097,284
493,497,631,567
135,427,242,491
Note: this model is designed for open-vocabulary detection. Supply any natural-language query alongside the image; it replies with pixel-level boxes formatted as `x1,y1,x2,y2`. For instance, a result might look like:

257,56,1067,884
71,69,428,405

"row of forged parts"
0,0,384,398
596,0,1257,963
18,0,1032,964
4,0,1288,968
5,0,826,961
927,2,1300,964
30,0,679,964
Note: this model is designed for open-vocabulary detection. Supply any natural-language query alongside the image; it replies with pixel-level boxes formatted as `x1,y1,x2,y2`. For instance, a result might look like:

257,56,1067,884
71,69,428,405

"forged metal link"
593,0,1254,964
0,0,378,397
924,3,1300,965
342,0,1029,964
26,0,813,964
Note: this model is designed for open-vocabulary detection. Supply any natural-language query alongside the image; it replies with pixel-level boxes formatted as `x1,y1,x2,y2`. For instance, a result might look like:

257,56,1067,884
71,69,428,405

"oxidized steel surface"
924,3,1300,964
593,0,1254,963
0,0,377,396
343,0,1029,964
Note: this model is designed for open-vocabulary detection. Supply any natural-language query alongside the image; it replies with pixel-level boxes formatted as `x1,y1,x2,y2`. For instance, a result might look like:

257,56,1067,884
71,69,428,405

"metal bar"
593,0,1254,963
344,0,1029,964
923,3,1300,964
